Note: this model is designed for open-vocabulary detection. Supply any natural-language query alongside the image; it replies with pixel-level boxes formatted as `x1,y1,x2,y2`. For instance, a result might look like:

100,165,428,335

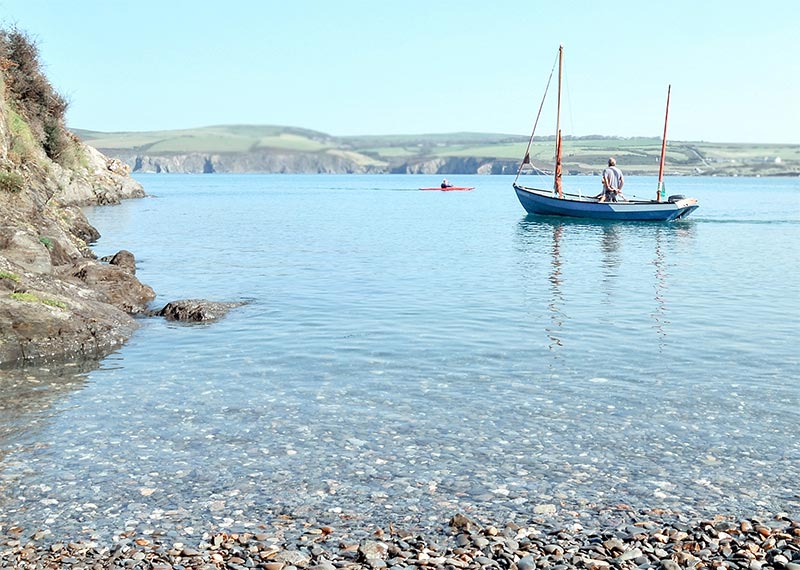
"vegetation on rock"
9,291,67,309
0,27,77,167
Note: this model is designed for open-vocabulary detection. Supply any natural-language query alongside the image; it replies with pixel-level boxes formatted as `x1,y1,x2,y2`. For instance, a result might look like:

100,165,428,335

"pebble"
1,511,799,569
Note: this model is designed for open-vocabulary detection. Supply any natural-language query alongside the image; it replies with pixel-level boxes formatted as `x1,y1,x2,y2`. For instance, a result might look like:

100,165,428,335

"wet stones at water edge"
0,512,798,569
155,299,248,322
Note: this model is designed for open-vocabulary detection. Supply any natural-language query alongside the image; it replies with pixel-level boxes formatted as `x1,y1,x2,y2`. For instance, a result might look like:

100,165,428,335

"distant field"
73,124,800,176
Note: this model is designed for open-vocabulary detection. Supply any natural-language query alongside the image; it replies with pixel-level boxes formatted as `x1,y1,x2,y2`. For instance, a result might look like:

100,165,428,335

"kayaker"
441,179,454,188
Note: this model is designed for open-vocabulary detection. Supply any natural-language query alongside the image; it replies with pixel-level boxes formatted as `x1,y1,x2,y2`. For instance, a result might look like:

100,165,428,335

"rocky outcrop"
0,259,140,364
0,44,152,368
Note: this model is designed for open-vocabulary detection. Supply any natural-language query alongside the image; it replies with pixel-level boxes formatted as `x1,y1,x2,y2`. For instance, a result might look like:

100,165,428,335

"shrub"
0,27,74,165
38,236,54,249
0,170,25,192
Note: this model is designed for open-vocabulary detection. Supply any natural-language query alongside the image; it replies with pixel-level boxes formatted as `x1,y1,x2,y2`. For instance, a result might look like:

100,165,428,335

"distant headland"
75,125,800,177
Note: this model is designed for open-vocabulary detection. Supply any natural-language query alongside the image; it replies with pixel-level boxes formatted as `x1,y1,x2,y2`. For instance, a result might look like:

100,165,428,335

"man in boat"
441,179,453,188
597,157,626,202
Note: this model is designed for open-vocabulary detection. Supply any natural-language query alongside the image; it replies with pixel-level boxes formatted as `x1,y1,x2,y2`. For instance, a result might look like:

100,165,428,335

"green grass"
10,292,67,309
325,149,386,167
0,271,20,282
256,133,331,152
146,134,257,153
73,125,334,153
359,146,421,158
6,106,38,160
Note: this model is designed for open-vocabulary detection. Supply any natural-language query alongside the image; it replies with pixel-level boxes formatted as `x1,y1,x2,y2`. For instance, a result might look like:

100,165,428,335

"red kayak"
419,187,475,191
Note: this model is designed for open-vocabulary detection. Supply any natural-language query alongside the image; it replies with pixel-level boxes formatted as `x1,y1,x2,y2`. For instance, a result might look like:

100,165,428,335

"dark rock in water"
156,299,247,322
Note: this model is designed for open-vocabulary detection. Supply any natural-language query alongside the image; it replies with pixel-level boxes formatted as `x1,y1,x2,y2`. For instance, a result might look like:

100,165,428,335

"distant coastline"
74,125,800,177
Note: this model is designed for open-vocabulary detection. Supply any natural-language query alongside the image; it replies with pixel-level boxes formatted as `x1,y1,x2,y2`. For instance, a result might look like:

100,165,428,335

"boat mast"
656,84,671,202
554,44,564,198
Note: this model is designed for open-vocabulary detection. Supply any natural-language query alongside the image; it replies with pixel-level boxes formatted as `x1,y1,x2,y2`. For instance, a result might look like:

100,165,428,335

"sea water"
1,174,798,540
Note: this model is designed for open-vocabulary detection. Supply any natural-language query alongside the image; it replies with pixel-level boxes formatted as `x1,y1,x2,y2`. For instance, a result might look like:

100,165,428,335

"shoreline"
2,508,798,569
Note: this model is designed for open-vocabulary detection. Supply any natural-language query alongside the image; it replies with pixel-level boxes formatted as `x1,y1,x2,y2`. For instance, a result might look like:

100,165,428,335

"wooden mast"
656,84,671,202
554,44,564,198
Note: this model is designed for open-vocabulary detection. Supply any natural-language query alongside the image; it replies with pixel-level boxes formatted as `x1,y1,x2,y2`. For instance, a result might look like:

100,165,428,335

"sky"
1,0,798,143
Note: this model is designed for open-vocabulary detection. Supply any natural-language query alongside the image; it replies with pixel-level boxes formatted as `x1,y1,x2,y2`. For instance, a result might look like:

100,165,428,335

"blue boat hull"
514,184,698,221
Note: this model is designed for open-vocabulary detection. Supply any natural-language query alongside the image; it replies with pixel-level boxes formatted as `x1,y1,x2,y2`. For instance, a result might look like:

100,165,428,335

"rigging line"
514,49,560,185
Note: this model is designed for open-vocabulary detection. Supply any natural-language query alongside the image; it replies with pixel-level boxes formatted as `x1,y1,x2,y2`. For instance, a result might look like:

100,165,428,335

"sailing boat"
513,45,699,221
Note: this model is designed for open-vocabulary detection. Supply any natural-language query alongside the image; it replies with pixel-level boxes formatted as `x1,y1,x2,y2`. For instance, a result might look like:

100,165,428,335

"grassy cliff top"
74,124,800,176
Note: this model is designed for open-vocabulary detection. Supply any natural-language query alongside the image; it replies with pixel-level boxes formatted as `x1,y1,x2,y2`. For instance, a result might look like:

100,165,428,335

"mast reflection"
546,223,565,353
651,226,668,352
515,217,695,359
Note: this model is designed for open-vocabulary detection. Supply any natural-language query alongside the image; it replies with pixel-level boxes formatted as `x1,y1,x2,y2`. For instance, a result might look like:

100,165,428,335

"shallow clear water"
1,174,799,541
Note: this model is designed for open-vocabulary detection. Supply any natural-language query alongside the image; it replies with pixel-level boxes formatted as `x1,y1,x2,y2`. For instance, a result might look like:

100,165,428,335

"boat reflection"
514,216,695,356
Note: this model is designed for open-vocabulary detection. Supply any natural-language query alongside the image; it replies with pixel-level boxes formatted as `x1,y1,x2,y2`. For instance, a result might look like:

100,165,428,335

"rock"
358,540,388,561
273,549,310,566
59,205,101,245
616,547,643,562
67,259,155,314
449,513,479,532
103,249,137,275
0,278,137,366
0,226,53,274
156,299,246,322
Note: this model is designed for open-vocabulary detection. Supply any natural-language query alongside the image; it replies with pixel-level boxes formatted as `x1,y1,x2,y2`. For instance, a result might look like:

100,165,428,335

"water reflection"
546,224,565,353
651,227,668,351
0,362,95,461
514,216,695,354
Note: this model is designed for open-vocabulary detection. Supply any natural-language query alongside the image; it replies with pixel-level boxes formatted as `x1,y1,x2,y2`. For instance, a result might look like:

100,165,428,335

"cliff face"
107,150,519,175
0,30,153,367
112,149,389,174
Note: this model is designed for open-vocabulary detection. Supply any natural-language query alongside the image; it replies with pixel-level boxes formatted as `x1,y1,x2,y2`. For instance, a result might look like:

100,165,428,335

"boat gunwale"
513,183,691,207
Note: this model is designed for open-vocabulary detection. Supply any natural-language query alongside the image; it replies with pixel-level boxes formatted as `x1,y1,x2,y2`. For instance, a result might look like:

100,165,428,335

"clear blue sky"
2,0,798,143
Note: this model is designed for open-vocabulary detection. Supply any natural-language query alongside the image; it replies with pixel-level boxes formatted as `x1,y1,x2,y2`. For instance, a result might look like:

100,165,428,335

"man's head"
608,157,616,166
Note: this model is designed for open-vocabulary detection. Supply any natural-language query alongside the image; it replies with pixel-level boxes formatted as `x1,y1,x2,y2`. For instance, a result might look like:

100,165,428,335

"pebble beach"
2,508,800,569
